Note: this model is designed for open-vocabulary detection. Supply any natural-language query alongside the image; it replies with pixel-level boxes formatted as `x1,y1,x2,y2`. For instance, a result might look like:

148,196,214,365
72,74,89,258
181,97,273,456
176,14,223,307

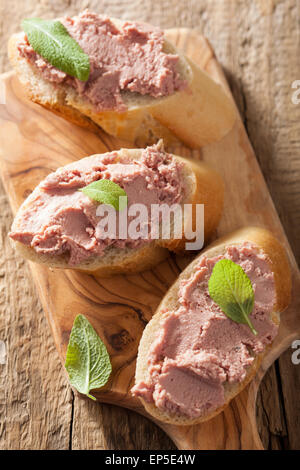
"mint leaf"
65,315,112,400
79,179,128,211
22,18,90,81
208,259,257,335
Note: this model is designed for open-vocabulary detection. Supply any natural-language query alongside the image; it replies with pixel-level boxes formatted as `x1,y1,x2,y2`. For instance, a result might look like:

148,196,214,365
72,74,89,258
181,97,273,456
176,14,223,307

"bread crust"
134,227,291,425
8,25,236,148
10,147,224,276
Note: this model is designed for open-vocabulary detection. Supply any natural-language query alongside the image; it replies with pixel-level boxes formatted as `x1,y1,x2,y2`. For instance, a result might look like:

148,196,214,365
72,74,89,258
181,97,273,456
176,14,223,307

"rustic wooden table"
0,0,299,450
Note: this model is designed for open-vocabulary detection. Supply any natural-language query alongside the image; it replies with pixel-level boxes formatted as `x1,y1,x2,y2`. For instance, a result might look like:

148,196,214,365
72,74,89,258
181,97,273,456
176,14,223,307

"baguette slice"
8,19,236,148
10,146,224,277
134,226,291,424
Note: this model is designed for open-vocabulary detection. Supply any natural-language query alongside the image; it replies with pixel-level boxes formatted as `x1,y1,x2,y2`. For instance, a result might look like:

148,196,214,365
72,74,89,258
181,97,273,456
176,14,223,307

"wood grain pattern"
0,27,299,450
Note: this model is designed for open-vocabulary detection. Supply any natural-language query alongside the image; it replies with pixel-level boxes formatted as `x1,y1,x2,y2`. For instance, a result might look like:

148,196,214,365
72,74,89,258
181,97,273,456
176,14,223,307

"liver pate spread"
9,143,183,265
18,10,185,111
132,244,277,419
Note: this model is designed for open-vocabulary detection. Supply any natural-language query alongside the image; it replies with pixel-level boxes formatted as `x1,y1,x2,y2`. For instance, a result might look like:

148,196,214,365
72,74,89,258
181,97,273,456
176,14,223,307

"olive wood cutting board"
0,29,299,450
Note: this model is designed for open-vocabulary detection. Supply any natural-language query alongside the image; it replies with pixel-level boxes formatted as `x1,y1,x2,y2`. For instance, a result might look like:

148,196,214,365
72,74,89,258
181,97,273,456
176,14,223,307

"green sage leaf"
79,179,128,211
65,315,112,400
22,18,90,81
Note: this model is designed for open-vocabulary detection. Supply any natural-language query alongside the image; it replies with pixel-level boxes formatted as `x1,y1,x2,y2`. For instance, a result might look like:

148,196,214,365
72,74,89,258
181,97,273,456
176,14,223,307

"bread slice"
10,146,224,277
8,19,236,148
134,226,291,424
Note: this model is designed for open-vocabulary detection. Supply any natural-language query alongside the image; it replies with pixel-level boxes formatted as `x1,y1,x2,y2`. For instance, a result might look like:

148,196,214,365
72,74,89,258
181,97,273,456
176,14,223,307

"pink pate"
18,10,185,111
9,144,183,265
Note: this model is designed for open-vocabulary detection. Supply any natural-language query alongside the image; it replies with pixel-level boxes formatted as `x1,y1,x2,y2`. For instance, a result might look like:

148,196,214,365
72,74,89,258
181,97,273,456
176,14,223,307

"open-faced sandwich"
9,142,224,276
8,10,236,147
132,227,291,424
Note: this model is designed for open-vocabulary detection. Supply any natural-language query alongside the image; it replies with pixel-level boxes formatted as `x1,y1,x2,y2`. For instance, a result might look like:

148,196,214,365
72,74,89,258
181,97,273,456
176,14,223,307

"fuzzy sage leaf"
65,315,112,400
208,259,257,335
79,179,128,211
22,18,90,81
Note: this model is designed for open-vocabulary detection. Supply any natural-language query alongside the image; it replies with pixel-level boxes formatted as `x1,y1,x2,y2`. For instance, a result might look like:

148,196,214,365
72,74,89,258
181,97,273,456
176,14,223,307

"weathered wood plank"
0,194,73,450
278,347,300,450
256,363,287,449
71,397,176,450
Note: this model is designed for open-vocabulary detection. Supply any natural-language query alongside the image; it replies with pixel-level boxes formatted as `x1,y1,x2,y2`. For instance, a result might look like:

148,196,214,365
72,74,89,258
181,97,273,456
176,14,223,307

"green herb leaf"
208,259,257,335
22,18,90,81
65,314,112,400
79,179,128,211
